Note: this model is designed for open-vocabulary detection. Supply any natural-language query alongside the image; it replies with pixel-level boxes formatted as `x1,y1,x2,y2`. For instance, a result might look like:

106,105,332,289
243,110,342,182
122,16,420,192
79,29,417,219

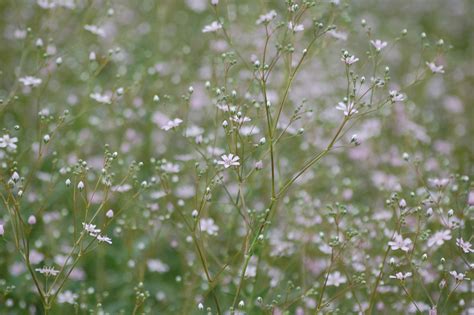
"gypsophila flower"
326,271,347,287
341,55,359,65
388,233,412,252
217,154,240,168
84,24,106,37
202,21,222,33
390,272,413,281
161,162,180,173
288,22,304,32
427,230,451,248
426,62,445,74
82,222,101,235
450,271,469,282
371,39,388,51
35,266,60,276
389,90,406,102
106,209,114,218
57,290,78,304
0,134,18,151
256,10,277,25
90,92,112,104
429,178,450,188
231,115,251,124
200,218,219,236
19,76,42,87
97,234,112,244
161,118,183,131
147,259,170,273
0,224,4,236
336,101,358,116
456,238,474,253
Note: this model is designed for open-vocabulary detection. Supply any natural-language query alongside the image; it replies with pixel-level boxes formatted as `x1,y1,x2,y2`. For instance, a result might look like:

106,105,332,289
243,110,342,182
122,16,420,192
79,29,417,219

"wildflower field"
0,0,473,314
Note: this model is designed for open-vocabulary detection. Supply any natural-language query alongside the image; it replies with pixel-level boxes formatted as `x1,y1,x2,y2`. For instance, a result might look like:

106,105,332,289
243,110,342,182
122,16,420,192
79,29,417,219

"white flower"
288,22,304,32
256,10,277,25
106,209,114,218
428,178,450,188
328,30,347,41
217,154,240,168
57,290,78,304
161,118,183,131
388,233,412,252
77,181,85,191
426,62,444,74
28,215,37,225
0,134,18,151
84,24,106,37
90,92,112,104
35,266,60,276
341,55,359,65
450,270,470,282
456,238,474,253
427,230,451,248
0,224,4,236
19,76,42,87
200,218,219,236
161,162,180,173
211,0,219,5
336,102,358,116
231,115,251,124
147,259,170,273
390,272,412,281
326,271,347,287
82,222,101,235
202,21,222,33
389,90,406,102
96,234,112,244
371,39,388,51
37,0,56,9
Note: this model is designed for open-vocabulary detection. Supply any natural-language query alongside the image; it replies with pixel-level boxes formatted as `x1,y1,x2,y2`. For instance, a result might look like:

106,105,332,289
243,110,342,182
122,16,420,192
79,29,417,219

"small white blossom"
90,92,112,104
336,102,358,116
390,272,412,281
84,24,106,37
388,233,412,252
217,154,240,168
341,55,359,65
426,62,445,74
106,209,114,218
35,266,59,276
288,22,304,32
326,271,347,287
96,234,112,244
161,118,183,131
389,90,406,102
28,215,37,225
450,270,469,282
456,238,474,253
57,290,78,304
82,222,101,235
0,134,18,151
19,76,42,87
371,39,388,51
427,230,451,248
200,218,219,236
202,21,222,33
256,10,277,25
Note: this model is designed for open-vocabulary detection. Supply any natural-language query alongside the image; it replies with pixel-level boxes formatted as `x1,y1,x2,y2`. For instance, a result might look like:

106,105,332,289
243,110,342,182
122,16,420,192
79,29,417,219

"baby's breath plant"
0,0,472,314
